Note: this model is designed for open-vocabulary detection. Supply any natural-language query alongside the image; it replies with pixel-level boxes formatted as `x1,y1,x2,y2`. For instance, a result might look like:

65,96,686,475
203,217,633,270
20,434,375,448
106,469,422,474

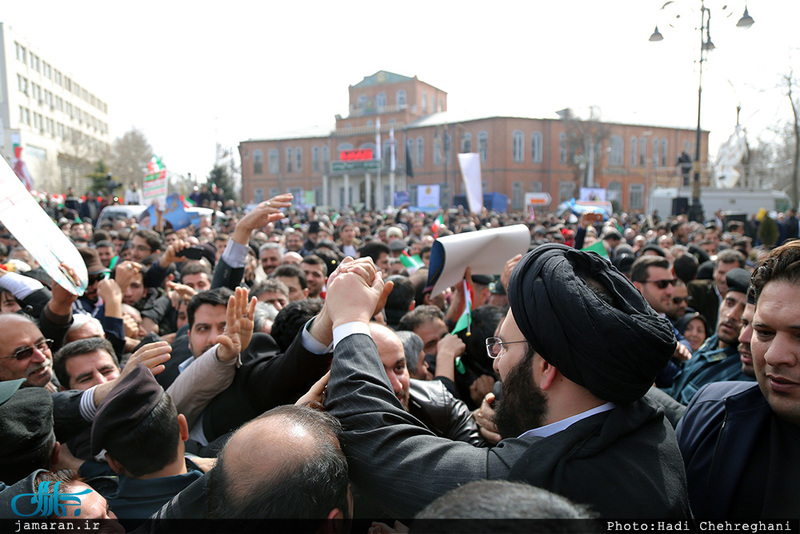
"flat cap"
91,365,164,455
0,379,54,458
725,267,752,295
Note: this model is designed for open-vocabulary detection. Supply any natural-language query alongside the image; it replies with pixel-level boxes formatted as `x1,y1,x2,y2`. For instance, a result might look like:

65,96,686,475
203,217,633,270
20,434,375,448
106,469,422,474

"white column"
365,172,372,211
390,171,396,209
376,172,382,210
343,174,350,208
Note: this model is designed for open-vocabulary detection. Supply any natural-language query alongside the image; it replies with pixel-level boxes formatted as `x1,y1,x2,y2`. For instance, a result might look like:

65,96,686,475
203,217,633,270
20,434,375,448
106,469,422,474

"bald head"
208,405,350,520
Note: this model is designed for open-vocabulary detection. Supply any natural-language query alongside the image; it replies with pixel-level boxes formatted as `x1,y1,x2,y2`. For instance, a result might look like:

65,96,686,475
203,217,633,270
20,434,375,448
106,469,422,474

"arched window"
531,132,543,163
434,137,442,165
461,133,472,153
652,138,660,167
268,149,278,174
661,139,668,169
357,95,366,109
609,135,623,167
639,137,647,166
396,90,406,107
285,148,293,173
253,150,263,174
478,131,488,162
295,147,302,172
559,133,567,164
376,92,386,108
312,147,319,173
512,130,524,162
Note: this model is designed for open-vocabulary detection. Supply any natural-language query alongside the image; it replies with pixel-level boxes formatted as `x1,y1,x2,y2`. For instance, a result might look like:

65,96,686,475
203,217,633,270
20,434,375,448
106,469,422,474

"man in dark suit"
323,247,691,519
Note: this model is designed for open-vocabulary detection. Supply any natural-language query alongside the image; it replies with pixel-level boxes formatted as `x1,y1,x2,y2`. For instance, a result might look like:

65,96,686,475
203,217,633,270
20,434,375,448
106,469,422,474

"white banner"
458,153,483,215
417,184,440,209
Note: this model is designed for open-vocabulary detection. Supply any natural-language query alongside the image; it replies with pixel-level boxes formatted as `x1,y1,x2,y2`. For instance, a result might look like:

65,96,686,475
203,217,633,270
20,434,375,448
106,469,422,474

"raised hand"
216,286,257,362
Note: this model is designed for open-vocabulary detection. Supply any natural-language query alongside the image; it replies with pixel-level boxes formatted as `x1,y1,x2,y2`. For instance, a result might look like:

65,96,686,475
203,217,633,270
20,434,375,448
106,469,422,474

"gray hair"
396,330,424,375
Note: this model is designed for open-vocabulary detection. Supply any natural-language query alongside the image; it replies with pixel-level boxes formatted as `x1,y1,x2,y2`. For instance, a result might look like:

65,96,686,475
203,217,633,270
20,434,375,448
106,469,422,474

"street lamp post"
650,1,754,222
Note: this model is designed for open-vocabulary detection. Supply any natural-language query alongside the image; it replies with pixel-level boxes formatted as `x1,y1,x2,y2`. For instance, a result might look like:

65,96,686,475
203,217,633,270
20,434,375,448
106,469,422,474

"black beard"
494,353,548,439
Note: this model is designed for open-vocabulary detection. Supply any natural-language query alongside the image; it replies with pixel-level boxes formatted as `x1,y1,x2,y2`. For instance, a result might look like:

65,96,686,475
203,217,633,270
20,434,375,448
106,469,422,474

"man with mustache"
677,241,800,518
665,268,755,405
323,247,690,519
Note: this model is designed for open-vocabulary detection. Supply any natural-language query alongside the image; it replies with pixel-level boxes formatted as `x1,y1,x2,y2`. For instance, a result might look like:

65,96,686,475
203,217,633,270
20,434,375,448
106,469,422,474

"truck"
649,187,792,218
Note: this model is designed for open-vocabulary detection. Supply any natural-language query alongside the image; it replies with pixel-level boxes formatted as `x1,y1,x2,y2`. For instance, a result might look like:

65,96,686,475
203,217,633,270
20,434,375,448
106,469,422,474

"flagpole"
375,118,381,211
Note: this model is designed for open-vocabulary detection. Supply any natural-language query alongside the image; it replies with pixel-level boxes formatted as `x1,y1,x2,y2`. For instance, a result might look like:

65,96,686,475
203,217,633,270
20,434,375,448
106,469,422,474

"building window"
434,137,442,165
253,150,263,174
559,133,567,164
639,137,647,166
254,188,264,204
461,133,472,153
382,140,392,170
630,137,638,167
478,131,488,162
422,93,427,114
531,132,543,163
337,143,353,154
313,147,320,173
512,130,524,162
295,147,303,172
268,149,279,174
286,148,293,173
376,92,386,108
512,181,523,210
322,146,330,169
609,135,624,167
416,137,424,166
607,181,623,204
18,75,28,95
661,140,668,169
269,188,280,198
530,181,542,192
559,181,575,203
17,44,27,63
358,95,367,110
652,139,660,167
630,184,644,211
396,90,406,107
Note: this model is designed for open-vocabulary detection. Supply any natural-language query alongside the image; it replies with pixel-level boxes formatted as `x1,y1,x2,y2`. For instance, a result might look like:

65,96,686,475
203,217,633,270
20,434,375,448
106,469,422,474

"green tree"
85,160,120,195
207,164,236,202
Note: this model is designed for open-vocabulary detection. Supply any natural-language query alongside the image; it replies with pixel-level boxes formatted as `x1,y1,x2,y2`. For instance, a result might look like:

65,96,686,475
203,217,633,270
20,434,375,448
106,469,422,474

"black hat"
725,268,752,295
79,247,110,275
488,279,506,295
640,244,667,257
675,311,709,337
308,221,321,234
0,378,54,458
91,365,164,455
471,274,493,286
613,252,636,276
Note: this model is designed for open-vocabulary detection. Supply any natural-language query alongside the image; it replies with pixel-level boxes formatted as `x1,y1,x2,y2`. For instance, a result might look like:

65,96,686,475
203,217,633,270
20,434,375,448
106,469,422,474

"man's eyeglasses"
672,296,689,304
0,339,53,361
88,272,110,284
646,279,677,289
486,337,527,359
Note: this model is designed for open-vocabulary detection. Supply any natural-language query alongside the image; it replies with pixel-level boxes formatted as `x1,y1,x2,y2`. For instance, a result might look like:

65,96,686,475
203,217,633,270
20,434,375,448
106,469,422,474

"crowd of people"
0,189,798,532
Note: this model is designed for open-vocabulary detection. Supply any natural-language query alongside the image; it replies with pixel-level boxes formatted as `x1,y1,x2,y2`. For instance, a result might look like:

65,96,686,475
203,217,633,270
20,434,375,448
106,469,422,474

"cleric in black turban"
508,244,677,404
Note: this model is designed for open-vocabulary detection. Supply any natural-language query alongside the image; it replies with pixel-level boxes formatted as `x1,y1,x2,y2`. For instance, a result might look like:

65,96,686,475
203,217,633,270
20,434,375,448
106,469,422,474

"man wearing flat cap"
664,267,755,405
322,246,690,519
79,365,202,527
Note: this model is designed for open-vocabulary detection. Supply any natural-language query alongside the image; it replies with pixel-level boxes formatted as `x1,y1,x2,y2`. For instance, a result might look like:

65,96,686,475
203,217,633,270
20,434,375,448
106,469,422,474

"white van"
650,187,792,217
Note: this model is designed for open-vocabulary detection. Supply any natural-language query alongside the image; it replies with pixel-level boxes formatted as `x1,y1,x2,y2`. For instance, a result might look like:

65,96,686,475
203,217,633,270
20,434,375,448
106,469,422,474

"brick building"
239,70,706,213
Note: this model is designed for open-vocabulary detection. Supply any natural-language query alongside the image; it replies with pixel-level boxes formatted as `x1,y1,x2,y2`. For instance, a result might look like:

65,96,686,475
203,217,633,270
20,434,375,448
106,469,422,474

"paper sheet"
426,224,530,296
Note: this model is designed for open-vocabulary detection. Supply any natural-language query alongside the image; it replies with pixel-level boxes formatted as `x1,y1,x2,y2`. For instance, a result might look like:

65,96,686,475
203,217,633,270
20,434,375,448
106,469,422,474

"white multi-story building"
0,22,111,194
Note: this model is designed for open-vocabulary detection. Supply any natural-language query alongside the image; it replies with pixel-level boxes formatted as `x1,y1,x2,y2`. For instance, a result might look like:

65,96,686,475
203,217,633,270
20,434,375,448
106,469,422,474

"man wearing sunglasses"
323,248,690,519
665,267,755,405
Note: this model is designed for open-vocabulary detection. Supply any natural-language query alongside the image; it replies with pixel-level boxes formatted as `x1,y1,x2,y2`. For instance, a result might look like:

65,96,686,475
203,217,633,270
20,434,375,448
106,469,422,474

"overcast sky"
5,0,799,184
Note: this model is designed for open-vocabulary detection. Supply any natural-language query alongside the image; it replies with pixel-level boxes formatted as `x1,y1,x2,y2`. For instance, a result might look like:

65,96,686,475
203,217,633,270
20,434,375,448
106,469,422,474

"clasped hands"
323,257,394,330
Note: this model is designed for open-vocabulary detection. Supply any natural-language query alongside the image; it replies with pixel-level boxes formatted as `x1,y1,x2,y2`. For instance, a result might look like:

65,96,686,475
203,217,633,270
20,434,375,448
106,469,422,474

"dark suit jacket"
199,332,332,443
326,333,691,519
687,279,719,332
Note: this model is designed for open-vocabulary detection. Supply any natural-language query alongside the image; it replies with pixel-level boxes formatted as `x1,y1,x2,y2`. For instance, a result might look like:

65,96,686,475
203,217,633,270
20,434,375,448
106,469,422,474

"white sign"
525,192,552,206
0,160,87,295
417,184,440,208
458,153,483,215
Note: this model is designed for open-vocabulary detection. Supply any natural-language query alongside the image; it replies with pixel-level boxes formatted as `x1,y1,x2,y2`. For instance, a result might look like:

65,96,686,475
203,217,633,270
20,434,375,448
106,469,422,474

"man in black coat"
323,247,691,519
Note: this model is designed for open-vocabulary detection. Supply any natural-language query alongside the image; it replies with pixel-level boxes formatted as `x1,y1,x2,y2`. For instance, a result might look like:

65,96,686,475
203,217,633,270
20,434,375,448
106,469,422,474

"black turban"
508,244,676,404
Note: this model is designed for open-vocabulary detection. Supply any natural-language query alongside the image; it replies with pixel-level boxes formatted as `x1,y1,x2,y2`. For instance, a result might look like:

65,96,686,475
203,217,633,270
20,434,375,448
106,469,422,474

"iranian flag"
400,251,424,274
451,279,473,335
431,214,444,238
